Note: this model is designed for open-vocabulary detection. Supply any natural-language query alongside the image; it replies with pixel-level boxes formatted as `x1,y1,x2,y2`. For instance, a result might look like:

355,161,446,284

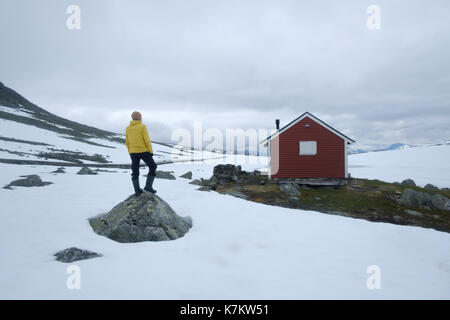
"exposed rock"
213,164,241,178
399,188,450,211
51,167,66,174
404,209,423,217
431,194,450,211
4,174,52,188
155,171,176,180
225,190,249,200
259,180,266,185
89,192,192,243
424,184,439,190
212,164,244,184
180,171,193,179
189,179,203,186
55,247,101,263
288,197,300,206
77,166,97,175
183,216,193,227
203,176,219,189
279,182,301,196
401,179,416,187
197,186,212,192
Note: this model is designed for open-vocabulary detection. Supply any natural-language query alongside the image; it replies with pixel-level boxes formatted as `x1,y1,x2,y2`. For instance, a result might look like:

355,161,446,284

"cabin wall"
270,117,345,178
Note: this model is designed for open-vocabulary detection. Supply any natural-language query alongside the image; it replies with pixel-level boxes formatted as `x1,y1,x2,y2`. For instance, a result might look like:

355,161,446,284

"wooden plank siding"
270,116,345,178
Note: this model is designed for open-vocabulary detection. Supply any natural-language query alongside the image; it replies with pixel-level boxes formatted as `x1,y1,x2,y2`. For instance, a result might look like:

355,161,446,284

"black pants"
130,152,157,179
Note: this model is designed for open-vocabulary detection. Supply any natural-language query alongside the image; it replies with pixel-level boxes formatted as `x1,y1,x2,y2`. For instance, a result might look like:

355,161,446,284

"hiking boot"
132,178,143,196
144,174,157,193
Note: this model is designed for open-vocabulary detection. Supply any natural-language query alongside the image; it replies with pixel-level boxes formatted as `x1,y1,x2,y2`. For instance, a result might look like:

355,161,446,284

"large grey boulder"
155,171,176,180
279,182,301,196
89,192,192,243
3,174,52,189
401,179,416,187
424,183,439,190
213,164,241,178
55,247,101,263
431,194,450,211
399,188,450,211
213,164,242,184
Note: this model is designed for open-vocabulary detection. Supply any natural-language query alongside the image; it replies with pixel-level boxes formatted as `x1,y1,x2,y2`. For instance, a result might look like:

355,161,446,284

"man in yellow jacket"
125,111,157,196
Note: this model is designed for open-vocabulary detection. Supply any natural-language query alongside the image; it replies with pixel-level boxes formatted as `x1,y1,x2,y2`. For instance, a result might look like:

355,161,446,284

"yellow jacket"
125,120,154,154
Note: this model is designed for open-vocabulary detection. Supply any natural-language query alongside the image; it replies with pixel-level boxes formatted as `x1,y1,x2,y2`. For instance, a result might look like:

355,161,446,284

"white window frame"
299,141,317,156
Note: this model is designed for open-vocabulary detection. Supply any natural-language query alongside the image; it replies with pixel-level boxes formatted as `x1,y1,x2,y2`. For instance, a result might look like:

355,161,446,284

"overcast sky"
1,0,449,146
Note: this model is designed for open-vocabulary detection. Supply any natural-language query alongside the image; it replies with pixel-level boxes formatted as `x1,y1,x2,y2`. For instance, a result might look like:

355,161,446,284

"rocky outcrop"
3,174,52,189
279,182,301,196
55,247,101,263
401,179,416,187
77,166,97,175
189,179,203,186
399,188,450,211
180,171,192,179
424,184,439,190
89,192,192,243
213,164,242,184
198,164,261,190
201,176,219,190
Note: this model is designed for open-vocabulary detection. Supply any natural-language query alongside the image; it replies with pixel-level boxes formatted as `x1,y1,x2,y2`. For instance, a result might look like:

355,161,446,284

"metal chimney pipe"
275,119,280,131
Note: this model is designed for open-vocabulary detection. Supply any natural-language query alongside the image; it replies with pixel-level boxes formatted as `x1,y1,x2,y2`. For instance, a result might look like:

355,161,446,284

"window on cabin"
299,141,317,156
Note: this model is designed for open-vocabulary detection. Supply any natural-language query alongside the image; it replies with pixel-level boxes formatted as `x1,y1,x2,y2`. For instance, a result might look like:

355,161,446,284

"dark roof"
261,112,355,144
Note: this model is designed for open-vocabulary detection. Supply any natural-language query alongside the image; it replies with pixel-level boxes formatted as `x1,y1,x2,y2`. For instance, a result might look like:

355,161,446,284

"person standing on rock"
125,111,157,196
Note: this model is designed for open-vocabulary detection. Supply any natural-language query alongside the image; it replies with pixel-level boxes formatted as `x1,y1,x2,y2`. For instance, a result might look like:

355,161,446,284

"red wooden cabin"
262,112,355,179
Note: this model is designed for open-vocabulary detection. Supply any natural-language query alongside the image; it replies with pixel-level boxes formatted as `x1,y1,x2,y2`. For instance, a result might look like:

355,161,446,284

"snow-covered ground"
349,145,450,188
0,149,449,299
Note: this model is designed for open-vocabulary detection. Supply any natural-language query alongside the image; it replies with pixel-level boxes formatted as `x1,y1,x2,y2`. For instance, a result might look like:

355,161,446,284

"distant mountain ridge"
0,81,124,146
348,143,410,154
348,141,450,155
